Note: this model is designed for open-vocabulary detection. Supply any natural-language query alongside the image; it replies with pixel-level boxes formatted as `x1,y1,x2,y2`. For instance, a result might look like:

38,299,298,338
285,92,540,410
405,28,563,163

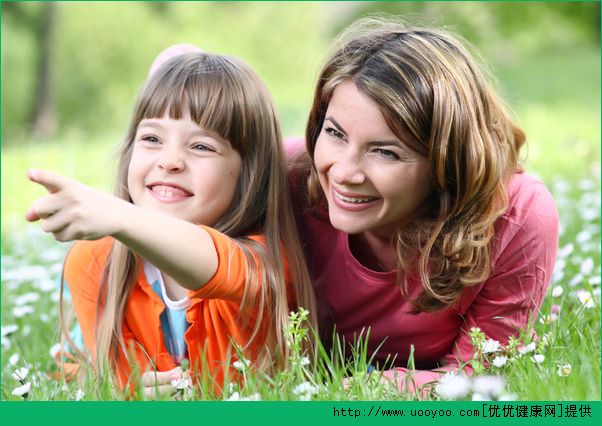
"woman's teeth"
335,192,377,204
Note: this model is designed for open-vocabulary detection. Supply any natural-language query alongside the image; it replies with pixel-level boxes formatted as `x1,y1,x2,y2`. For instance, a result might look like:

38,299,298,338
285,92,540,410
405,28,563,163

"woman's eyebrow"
324,116,346,133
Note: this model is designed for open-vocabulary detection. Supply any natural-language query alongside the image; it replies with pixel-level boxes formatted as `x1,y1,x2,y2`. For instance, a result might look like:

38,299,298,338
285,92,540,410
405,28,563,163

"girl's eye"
324,126,346,140
192,143,215,152
374,148,401,160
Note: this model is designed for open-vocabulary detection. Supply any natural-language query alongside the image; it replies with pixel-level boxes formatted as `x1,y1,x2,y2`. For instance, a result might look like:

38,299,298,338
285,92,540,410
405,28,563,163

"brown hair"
83,52,316,383
305,17,524,312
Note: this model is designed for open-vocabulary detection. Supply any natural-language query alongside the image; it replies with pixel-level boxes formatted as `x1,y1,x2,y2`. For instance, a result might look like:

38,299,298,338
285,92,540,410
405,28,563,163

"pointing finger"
27,169,67,194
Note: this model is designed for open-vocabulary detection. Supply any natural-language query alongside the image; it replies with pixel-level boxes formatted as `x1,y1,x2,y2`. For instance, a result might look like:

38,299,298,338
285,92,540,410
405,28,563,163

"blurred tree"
31,2,58,138
2,1,58,139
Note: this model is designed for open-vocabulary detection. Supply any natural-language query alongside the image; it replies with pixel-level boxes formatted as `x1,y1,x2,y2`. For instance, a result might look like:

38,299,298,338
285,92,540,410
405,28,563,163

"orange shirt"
64,226,285,390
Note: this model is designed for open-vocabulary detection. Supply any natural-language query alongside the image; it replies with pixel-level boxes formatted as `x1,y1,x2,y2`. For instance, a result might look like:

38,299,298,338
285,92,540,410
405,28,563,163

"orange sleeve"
187,226,292,304
63,238,113,358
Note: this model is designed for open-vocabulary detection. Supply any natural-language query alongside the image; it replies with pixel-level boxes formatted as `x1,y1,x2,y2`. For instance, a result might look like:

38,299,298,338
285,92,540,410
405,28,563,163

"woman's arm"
26,169,217,291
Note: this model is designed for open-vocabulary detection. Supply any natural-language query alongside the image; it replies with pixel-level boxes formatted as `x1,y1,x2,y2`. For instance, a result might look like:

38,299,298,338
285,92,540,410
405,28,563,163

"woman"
288,17,558,391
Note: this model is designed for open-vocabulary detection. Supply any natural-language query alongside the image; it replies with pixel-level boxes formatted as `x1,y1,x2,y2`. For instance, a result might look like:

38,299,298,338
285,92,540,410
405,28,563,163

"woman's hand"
141,367,186,400
25,169,126,242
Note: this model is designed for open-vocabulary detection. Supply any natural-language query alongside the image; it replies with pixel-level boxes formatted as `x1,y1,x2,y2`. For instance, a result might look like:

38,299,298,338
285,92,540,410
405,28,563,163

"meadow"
1,2,600,402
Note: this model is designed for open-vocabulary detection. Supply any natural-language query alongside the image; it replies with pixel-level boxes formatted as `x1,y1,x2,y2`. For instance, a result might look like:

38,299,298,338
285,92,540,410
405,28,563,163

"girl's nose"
158,149,185,173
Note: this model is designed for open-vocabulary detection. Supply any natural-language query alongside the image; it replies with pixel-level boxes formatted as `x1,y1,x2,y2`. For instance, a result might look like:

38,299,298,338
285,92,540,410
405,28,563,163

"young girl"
26,51,316,397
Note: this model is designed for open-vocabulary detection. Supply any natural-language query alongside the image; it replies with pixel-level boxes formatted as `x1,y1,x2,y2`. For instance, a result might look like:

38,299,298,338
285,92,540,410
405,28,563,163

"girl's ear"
148,44,204,78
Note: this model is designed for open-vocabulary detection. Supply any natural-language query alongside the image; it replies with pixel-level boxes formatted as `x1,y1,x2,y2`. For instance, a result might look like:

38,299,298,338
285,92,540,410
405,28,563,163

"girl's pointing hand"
25,169,125,242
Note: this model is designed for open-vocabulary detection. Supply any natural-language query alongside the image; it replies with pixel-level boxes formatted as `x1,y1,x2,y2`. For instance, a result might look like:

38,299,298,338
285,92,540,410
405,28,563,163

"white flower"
12,305,34,318
575,290,596,308
8,353,20,367
225,391,241,401
14,292,40,306
531,354,545,364
491,356,507,368
170,376,192,391
471,393,487,401
74,389,85,401
225,391,261,401
1,324,18,337
541,333,552,347
300,356,310,367
539,313,558,324
435,374,471,400
557,363,572,377
557,243,574,259
569,274,584,287
481,339,501,354
49,343,65,358
472,375,506,399
580,258,595,276
293,381,320,401
11,382,31,398
36,279,56,293
518,342,536,355
232,359,249,371
12,367,30,381
551,285,564,298
239,393,261,401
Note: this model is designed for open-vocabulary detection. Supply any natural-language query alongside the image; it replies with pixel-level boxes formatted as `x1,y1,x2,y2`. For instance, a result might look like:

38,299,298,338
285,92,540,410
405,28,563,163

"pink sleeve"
383,178,559,393
283,136,306,159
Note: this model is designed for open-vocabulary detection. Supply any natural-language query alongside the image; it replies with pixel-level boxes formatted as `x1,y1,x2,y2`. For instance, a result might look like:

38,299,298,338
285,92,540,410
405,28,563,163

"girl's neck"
348,231,397,272
162,274,189,300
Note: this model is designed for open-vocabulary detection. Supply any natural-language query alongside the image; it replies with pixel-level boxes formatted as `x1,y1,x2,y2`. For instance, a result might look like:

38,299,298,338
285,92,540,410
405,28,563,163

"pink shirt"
287,138,559,390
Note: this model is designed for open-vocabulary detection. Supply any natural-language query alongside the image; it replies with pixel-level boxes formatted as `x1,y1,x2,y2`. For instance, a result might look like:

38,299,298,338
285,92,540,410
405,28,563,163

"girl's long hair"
89,52,315,382
304,17,524,312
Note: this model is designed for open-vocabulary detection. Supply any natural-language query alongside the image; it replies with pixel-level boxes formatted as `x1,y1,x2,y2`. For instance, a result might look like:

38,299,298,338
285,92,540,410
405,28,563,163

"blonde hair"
305,17,524,312
69,52,315,384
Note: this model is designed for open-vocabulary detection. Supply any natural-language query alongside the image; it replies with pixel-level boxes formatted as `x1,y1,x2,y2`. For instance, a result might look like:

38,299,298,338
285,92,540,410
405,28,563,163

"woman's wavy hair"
71,52,316,385
305,17,525,312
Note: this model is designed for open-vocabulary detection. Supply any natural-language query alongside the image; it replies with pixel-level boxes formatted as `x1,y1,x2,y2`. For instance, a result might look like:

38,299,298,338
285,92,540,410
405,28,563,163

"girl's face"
314,80,433,238
127,111,242,226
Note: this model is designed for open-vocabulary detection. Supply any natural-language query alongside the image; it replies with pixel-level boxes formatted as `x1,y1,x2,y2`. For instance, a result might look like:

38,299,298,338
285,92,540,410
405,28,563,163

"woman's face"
314,80,434,237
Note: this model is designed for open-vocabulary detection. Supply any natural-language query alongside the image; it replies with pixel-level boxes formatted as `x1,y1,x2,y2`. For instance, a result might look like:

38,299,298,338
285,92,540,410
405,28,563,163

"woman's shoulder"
505,172,558,224
492,172,559,262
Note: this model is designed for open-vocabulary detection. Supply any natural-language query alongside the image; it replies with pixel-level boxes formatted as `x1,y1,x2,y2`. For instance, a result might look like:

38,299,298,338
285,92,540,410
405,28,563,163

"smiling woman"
25,51,316,398
288,17,559,393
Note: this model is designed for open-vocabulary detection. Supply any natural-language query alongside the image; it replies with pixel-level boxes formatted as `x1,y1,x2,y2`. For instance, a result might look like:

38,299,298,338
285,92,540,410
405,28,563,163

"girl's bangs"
136,56,247,153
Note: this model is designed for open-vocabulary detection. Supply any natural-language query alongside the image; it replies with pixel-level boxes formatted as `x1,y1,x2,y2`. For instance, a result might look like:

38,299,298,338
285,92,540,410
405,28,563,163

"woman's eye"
324,126,345,140
141,135,160,144
374,148,400,160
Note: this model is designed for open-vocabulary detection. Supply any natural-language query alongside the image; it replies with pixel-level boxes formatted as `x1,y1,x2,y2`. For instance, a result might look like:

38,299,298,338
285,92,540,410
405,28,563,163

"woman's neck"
348,231,397,272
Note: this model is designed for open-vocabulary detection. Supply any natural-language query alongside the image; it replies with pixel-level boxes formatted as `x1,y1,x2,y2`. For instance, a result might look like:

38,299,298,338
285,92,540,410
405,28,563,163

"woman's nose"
329,152,365,185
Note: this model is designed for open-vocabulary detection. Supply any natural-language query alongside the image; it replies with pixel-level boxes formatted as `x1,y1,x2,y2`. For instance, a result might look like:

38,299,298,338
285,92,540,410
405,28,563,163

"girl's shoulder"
64,237,114,282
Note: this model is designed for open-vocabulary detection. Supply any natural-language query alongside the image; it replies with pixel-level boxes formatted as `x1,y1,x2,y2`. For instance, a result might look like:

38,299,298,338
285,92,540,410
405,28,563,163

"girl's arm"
26,169,217,291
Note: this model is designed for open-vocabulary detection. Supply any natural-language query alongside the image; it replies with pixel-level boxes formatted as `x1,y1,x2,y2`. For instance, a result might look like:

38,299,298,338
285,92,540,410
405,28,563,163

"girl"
289,17,559,392
26,51,316,397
